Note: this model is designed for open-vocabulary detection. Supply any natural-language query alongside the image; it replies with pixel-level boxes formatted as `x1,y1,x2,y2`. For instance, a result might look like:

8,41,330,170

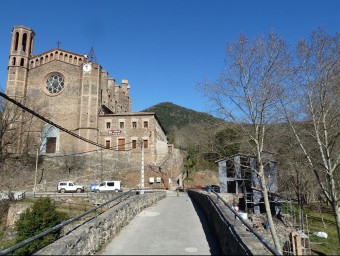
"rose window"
46,75,64,94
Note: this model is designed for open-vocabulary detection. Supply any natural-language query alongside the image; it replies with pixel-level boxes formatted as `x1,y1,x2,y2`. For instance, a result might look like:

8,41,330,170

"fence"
0,189,163,255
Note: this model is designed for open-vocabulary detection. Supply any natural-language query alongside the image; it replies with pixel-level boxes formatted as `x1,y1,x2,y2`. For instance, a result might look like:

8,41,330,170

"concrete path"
101,190,220,255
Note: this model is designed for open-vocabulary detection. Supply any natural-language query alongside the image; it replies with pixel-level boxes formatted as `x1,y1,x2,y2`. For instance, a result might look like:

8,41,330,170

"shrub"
14,197,67,255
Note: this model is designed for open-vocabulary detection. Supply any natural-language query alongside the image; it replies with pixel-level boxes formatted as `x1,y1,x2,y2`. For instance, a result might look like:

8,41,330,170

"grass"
0,230,16,251
281,202,340,255
306,213,340,255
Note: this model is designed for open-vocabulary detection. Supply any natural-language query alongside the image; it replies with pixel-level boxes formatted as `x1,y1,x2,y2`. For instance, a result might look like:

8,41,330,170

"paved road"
101,190,220,255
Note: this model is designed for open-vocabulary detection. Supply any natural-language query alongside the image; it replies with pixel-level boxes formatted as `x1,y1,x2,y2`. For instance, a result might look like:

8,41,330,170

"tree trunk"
296,170,304,230
259,164,282,253
332,202,340,243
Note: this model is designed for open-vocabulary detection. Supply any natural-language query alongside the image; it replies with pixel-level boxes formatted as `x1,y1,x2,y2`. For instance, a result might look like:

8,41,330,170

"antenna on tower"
87,47,98,64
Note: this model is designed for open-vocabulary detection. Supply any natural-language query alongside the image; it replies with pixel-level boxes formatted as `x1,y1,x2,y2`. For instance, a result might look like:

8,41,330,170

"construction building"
216,152,279,215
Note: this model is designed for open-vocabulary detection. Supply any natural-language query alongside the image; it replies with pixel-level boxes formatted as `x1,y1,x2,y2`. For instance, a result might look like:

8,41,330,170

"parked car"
203,185,220,193
210,185,220,193
57,181,84,193
94,180,122,193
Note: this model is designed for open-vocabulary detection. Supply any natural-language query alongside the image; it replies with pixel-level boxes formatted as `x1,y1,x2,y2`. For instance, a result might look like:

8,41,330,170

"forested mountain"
143,102,225,143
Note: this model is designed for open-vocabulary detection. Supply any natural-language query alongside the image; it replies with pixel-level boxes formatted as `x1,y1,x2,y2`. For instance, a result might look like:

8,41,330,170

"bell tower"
6,26,35,102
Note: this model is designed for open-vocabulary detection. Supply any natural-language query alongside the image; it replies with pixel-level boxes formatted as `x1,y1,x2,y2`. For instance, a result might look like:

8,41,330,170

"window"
143,121,148,128
14,32,19,51
46,74,65,94
21,33,27,52
118,138,125,151
106,122,111,129
120,122,125,129
132,121,137,128
132,140,137,149
227,160,235,178
143,140,148,149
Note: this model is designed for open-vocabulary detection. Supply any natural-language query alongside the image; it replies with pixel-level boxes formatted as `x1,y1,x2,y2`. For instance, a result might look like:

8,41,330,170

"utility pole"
140,140,144,194
34,146,39,194
100,147,103,181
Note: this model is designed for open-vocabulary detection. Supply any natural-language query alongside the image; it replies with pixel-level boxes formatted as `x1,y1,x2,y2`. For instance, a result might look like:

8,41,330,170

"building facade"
5,25,169,164
216,153,279,215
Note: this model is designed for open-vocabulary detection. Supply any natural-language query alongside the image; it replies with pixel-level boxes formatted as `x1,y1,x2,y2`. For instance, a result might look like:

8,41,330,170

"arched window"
60,52,63,61
20,58,24,66
29,37,33,55
21,33,27,52
14,32,19,51
45,55,49,62
12,57,16,66
69,55,73,64
50,53,54,60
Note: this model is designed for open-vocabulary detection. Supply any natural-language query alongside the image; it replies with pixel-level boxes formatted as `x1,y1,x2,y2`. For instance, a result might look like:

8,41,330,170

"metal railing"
0,189,149,255
210,190,281,256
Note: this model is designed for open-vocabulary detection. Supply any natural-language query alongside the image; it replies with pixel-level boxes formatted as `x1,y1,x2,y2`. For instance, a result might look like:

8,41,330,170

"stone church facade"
5,25,169,164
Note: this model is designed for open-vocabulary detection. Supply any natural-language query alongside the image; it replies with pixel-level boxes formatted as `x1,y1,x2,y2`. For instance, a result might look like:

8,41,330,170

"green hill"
143,102,224,143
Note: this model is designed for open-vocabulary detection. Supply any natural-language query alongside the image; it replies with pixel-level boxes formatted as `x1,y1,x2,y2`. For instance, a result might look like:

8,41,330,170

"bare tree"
0,94,47,193
268,123,318,229
282,28,340,242
0,99,23,162
198,32,293,252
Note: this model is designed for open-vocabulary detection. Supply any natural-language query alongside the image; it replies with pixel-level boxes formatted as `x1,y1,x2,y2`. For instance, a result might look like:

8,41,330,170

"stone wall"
36,191,166,255
188,190,271,255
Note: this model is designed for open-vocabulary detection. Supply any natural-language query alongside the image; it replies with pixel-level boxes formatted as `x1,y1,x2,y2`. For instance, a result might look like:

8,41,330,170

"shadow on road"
190,197,222,255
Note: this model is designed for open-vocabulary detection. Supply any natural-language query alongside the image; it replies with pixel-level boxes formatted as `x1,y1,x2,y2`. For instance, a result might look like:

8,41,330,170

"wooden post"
290,231,302,255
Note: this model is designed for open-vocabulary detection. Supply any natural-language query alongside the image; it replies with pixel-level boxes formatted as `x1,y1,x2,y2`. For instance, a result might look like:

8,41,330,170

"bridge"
0,189,280,255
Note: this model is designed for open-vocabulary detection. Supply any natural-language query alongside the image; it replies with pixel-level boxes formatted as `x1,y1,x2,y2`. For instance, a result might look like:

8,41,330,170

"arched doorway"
41,125,59,154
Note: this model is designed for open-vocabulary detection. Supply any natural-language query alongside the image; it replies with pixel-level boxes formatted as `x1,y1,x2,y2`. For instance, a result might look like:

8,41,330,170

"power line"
1,92,108,150
0,93,149,154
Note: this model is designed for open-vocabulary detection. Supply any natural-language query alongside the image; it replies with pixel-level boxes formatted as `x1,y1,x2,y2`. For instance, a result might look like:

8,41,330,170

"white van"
94,180,122,193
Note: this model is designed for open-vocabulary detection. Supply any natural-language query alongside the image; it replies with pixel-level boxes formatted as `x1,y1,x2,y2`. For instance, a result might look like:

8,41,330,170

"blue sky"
0,0,339,113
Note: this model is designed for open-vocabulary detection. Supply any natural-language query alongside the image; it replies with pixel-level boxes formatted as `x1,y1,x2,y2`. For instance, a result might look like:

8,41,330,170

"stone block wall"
36,191,166,255
188,190,271,255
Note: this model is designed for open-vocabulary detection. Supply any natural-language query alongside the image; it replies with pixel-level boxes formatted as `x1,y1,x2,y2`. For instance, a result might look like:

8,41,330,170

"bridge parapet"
188,190,278,255
35,191,166,255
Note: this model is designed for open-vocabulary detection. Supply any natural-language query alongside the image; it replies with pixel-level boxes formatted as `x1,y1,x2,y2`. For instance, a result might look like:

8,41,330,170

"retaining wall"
36,191,166,255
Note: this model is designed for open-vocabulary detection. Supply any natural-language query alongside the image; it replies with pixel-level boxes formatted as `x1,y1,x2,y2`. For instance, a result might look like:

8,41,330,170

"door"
46,137,56,153
118,138,125,151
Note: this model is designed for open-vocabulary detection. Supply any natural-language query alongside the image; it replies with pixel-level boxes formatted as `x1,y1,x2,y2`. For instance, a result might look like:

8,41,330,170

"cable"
0,92,151,156
0,92,138,151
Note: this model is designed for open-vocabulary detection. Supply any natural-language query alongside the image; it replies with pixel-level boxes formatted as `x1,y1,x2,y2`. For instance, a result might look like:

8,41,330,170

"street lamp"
140,139,144,195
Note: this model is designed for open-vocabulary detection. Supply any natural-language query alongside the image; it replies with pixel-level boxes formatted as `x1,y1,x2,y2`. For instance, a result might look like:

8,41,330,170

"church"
5,25,170,165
